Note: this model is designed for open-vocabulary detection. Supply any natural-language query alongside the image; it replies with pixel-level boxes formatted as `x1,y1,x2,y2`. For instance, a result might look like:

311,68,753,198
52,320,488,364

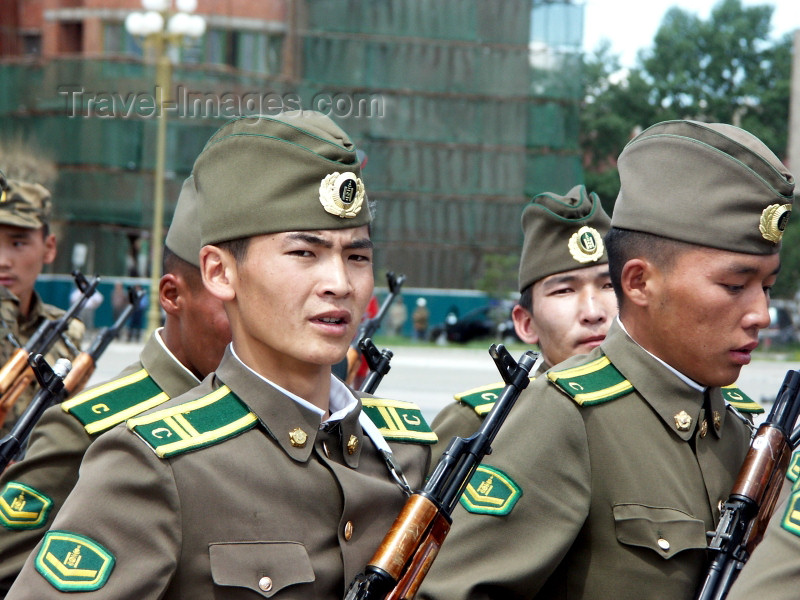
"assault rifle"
358,338,393,395
345,345,538,600
346,272,406,387
0,271,100,427
696,369,800,600
0,355,71,470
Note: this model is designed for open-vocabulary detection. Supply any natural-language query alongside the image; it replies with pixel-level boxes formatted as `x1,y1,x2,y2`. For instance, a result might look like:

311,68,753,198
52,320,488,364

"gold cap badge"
759,203,792,243
568,226,605,263
289,427,308,448
319,171,365,218
674,410,692,432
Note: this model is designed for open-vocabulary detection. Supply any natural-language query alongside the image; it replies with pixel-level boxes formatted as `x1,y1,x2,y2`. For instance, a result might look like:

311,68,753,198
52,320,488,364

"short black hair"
214,236,251,265
518,284,533,313
605,227,694,307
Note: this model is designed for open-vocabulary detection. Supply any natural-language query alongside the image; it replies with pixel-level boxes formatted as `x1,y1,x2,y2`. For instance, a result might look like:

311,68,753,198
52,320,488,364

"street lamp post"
125,0,206,337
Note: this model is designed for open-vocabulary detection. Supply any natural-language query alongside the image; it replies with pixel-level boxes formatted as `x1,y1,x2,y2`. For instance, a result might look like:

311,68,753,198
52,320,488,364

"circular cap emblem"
319,171,365,218
567,226,605,263
759,203,792,243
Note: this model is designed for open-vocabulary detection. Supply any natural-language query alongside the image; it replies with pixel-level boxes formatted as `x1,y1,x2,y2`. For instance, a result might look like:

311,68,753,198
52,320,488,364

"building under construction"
0,0,584,290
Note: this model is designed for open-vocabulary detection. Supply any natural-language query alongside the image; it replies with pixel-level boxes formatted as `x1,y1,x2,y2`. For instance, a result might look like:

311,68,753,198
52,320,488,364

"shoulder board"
787,451,800,485
361,398,437,444
62,369,171,435
454,378,536,417
546,354,633,406
720,385,764,414
128,386,258,458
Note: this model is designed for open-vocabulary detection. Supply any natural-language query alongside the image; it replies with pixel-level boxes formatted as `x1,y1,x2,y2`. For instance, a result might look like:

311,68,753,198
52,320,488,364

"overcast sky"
582,0,798,67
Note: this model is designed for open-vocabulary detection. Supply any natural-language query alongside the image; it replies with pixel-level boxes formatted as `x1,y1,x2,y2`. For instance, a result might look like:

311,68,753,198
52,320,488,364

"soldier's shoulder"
545,352,634,407
720,385,764,414
127,385,258,458
361,397,437,445
62,366,169,436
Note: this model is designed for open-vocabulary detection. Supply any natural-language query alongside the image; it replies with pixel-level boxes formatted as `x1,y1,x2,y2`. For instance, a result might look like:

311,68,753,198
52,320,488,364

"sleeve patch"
361,398,437,444
720,385,764,414
0,482,53,530
547,355,633,406
459,465,522,516
34,530,115,592
128,386,258,458
62,369,170,435
781,490,800,537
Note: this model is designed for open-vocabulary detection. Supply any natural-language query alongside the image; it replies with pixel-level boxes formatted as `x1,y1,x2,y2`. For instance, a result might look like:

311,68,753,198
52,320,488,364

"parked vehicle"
758,306,797,348
430,301,517,344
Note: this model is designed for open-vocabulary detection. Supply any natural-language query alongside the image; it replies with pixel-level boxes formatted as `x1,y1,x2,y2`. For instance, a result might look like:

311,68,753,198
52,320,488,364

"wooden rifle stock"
345,345,538,600
696,370,800,600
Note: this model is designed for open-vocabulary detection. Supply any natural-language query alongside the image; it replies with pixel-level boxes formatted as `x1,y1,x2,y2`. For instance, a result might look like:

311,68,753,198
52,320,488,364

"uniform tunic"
418,320,753,600
0,290,85,436
6,348,431,599
0,331,199,591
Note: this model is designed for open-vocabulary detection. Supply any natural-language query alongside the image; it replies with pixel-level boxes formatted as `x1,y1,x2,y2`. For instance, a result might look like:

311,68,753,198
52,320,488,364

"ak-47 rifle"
345,345,538,600
0,355,71,470
358,338,393,395
696,370,800,600
346,272,406,387
0,271,100,427
59,285,144,397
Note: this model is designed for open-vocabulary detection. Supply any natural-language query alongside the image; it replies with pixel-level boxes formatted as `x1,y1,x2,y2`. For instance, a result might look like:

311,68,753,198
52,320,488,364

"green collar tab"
361,398,437,444
459,465,522,516
62,369,170,435
128,385,258,458
547,354,633,406
34,530,115,592
455,378,535,417
781,489,800,537
720,385,764,414
0,482,53,530
788,451,800,485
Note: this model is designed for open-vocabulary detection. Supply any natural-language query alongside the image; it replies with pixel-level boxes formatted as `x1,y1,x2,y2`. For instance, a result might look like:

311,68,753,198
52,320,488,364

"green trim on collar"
128,386,258,458
455,378,536,417
34,530,115,592
0,482,53,530
62,368,170,435
720,385,764,414
547,354,633,406
361,398,437,444
459,465,522,516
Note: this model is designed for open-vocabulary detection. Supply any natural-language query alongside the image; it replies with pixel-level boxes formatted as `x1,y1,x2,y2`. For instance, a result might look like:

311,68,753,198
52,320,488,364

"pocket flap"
209,541,315,597
613,504,707,559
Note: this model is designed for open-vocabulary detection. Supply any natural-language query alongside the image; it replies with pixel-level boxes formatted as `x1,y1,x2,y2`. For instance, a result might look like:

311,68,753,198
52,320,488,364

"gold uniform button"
258,576,273,592
347,434,359,455
289,427,308,448
674,410,692,432
657,538,670,551
344,521,354,541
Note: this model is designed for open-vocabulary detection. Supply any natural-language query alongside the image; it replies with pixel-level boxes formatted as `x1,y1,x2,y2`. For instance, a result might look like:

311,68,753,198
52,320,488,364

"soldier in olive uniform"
417,120,794,600
6,112,433,599
0,172,84,436
0,176,231,593
431,185,616,461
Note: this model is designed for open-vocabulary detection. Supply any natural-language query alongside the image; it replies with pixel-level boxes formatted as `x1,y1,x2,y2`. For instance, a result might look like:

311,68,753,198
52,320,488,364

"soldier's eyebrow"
726,262,781,276
540,274,578,289
286,232,332,249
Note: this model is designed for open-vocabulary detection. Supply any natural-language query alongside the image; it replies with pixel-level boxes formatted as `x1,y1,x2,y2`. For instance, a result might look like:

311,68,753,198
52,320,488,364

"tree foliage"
580,0,797,296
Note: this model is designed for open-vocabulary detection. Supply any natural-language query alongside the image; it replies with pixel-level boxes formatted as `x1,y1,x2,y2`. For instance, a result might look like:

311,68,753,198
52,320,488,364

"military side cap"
165,175,201,267
0,173,52,230
193,111,371,246
519,185,610,291
613,120,795,254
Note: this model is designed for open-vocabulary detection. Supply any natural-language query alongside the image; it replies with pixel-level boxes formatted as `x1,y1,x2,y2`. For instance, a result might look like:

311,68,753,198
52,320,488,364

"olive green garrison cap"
0,170,52,230
613,120,795,254
518,185,611,292
192,111,371,246
165,175,201,268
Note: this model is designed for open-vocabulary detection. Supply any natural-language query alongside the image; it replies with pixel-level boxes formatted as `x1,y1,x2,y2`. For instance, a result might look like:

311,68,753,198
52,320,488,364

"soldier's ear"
511,303,539,345
199,245,235,302
619,258,654,308
159,273,180,315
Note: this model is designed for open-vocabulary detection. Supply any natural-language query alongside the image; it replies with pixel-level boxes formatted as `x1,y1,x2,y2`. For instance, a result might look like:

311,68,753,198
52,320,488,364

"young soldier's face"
513,263,617,367
222,226,374,377
634,246,778,387
0,225,56,313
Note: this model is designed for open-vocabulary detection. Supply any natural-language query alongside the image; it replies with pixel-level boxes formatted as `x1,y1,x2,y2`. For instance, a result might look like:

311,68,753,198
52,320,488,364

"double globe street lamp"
124,0,206,336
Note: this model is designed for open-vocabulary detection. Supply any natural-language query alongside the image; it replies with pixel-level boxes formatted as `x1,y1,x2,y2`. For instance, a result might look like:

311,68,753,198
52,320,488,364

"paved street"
87,340,800,425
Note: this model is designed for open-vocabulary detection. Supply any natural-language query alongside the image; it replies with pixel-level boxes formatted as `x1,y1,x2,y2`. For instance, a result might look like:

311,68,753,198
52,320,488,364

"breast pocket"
613,503,708,559
209,541,315,598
